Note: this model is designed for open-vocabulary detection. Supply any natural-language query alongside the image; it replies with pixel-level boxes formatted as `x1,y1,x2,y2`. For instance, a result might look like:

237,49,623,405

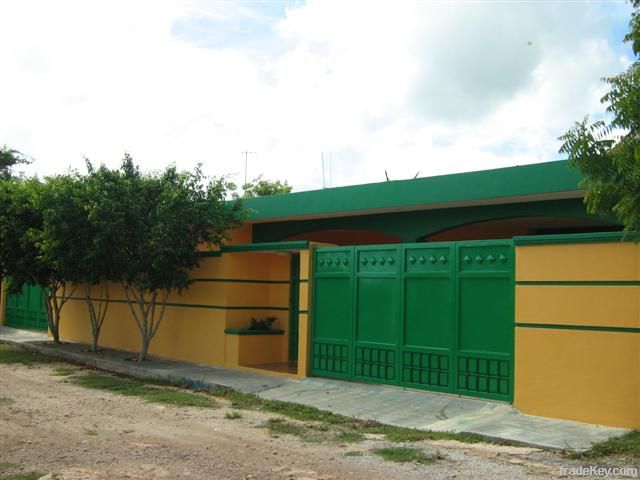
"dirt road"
0,361,630,480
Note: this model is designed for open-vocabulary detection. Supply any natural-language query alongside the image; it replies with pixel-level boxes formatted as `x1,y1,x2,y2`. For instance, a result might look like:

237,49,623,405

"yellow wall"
516,242,640,281
515,241,640,428
297,249,312,376
57,227,313,378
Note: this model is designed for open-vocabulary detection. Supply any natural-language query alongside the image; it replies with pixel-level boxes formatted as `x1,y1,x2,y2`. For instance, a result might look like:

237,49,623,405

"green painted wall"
253,198,613,243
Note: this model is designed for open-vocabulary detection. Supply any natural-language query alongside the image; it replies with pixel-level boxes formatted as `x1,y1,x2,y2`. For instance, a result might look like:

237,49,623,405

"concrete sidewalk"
0,326,628,451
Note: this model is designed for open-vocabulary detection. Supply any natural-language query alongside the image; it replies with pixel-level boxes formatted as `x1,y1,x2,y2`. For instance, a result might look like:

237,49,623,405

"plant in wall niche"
249,316,277,331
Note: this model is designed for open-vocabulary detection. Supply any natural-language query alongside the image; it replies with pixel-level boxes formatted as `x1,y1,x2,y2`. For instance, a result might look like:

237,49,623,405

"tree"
68,163,127,352
0,177,77,343
0,146,31,180
559,1,640,236
241,175,292,198
117,156,245,361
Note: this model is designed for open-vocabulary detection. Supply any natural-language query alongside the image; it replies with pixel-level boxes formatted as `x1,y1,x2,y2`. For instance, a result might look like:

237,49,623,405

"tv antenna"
242,151,256,185
321,152,333,188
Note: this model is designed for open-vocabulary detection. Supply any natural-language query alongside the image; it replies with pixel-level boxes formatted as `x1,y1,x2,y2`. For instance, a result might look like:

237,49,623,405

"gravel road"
0,361,633,480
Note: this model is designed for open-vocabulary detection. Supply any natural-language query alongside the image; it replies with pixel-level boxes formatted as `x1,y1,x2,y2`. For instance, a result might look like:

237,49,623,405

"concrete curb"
0,338,227,391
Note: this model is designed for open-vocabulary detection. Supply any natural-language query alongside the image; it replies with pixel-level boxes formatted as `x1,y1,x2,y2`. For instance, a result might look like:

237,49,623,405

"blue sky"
0,0,635,191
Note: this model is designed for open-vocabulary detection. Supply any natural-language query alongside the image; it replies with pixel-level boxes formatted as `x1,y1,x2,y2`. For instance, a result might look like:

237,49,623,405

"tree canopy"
559,1,640,236
0,146,31,180
241,175,292,198
0,156,245,358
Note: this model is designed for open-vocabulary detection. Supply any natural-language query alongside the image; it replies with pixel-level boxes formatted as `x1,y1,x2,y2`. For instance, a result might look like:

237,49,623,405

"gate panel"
5,283,48,331
401,244,454,392
354,246,400,383
310,240,515,402
456,242,514,401
310,247,354,379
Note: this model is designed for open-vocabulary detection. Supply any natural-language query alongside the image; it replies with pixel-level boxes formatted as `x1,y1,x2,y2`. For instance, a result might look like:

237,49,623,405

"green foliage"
241,175,292,198
0,175,81,342
113,155,245,361
559,2,640,236
0,145,30,180
248,316,277,330
0,178,46,292
224,411,242,420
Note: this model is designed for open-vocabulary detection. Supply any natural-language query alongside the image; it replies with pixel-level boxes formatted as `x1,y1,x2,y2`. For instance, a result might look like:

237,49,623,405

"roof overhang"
243,160,585,224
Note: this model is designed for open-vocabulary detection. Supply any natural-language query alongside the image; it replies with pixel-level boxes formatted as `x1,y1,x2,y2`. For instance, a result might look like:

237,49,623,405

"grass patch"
84,430,98,436
70,373,218,408
263,418,308,438
0,473,47,480
344,451,364,457
567,430,640,460
207,387,486,445
362,424,484,444
333,431,365,443
0,464,20,473
52,367,79,376
262,418,323,443
373,447,440,464
0,344,53,365
0,465,46,480
0,396,14,406
225,411,242,420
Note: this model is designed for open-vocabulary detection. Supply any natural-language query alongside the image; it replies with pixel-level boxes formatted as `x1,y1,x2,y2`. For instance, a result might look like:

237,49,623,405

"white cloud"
0,0,633,190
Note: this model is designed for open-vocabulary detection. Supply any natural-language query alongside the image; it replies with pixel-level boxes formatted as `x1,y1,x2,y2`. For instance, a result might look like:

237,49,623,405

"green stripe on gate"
516,323,640,334
517,281,640,286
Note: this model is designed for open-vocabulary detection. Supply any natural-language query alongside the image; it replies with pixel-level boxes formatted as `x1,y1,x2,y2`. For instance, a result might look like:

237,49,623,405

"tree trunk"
83,282,108,353
41,293,60,344
39,279,75,345
121,283,169,362
138,334,150,362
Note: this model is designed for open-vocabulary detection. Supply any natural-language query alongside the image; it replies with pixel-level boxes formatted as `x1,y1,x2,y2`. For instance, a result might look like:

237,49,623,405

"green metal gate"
310,240,514,402
4,283,48,331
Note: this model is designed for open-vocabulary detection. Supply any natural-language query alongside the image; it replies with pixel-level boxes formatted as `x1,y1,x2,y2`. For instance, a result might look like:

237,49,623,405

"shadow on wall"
286,229,401,246
422,216,621,243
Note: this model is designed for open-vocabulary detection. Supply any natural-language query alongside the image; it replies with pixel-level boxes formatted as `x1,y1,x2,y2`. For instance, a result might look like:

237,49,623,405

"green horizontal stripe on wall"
191,278,290,284
513,231,633,246
517,280,640,286
62,296,289,311
224,328,285,335
221,241,310,253
298,310,309,315
516,323,640,334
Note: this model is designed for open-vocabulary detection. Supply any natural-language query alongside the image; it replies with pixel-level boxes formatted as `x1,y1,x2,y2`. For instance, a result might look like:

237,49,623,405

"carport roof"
243,160,584,222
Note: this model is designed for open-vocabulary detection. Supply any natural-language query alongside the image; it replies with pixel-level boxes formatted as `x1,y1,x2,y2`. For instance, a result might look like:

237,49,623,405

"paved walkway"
0,326,628,451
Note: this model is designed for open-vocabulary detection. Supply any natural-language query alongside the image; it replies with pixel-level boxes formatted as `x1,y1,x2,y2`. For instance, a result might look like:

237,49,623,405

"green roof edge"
243,160,584,221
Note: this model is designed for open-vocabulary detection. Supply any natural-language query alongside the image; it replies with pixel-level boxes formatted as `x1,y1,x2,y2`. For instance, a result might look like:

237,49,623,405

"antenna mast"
242,150,256,186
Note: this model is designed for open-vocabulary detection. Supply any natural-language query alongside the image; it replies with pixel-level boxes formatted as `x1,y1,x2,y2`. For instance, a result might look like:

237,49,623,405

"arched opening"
285,229,401,246
422,216,621,242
